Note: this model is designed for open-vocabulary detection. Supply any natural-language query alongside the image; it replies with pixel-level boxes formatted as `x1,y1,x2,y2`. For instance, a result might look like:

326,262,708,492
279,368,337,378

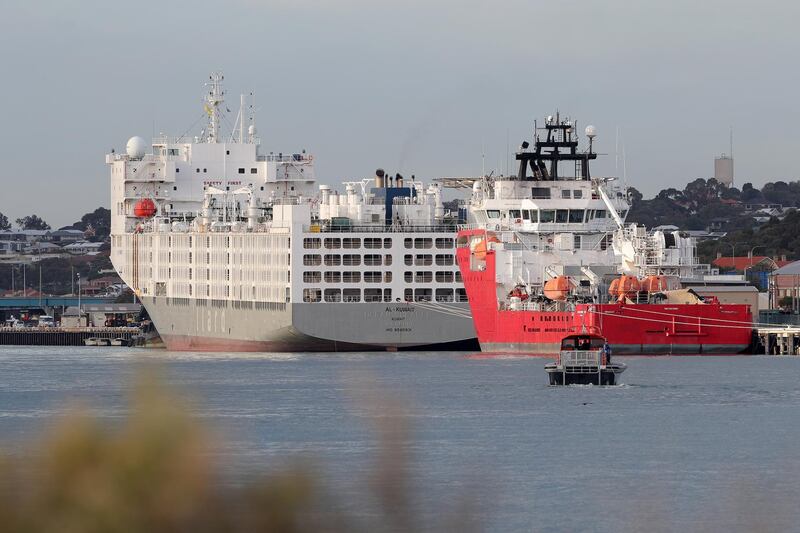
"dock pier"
0,327,141,347
756,326,800,355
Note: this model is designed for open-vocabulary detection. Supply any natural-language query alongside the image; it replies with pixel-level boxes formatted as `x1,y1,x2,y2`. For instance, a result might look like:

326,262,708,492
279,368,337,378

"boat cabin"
560,334,605,352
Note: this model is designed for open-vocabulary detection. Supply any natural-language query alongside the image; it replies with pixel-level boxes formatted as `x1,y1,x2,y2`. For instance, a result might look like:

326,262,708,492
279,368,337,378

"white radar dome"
126,136,147,159
585,125,597,139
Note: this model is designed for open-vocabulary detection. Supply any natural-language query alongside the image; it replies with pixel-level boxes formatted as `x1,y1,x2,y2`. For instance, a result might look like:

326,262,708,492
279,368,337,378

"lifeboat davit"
134,198,157,218
642,275,668,293
544,276,571,301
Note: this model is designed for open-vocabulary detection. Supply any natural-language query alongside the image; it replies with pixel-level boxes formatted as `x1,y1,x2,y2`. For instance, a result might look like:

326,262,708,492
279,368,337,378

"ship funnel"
396,173,403,187
375,168,385,188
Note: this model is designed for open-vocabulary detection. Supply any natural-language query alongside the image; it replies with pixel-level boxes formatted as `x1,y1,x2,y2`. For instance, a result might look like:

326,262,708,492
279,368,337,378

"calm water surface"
1,347,799,532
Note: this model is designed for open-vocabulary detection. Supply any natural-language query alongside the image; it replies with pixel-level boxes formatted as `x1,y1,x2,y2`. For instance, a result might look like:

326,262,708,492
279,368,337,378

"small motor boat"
545,333,626,385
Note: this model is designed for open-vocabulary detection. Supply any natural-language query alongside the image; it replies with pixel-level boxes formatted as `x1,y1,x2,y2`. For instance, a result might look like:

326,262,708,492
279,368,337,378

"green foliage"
15,215,50,231
0,212,10,231
68,208,111,242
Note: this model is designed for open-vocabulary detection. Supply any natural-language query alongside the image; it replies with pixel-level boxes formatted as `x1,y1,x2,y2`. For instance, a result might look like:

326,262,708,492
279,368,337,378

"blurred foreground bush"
0,371,474,533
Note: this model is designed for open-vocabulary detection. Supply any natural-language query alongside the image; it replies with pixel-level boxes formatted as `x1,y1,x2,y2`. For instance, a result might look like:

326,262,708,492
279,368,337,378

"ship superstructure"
455,115,753,354
108,74,475,351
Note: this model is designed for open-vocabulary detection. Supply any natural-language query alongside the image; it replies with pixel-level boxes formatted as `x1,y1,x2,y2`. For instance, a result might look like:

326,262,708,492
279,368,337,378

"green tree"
68,207,111,242
15,214,51,230
0,212,10,231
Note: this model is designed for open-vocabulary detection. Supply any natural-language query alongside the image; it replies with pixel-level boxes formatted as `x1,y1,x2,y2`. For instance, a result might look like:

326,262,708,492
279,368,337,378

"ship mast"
203,72,225,143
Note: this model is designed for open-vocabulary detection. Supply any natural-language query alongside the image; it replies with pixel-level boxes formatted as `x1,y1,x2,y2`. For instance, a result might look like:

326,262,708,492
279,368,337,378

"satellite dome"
126,136,147,159
585,125,597,139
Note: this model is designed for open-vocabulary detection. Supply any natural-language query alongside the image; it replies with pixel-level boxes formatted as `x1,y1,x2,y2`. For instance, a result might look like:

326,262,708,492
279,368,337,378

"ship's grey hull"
142,296,476,352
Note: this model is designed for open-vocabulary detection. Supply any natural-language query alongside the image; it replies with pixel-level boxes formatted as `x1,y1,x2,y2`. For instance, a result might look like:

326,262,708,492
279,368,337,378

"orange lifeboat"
134,198,157,218
471,238,488,260
610,275,641,300
642,275,668,293
608,278,620,297
544,276,571,301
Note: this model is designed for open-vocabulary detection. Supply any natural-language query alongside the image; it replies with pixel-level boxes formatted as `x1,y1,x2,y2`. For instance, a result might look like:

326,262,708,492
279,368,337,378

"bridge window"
540,210,555,223
531,187,550,199
569,209,585,223
561,189,571,199
486,210,500,219
556,210,569,223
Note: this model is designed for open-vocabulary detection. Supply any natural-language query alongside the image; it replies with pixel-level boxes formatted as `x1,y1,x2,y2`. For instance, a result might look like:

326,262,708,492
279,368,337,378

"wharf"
0,327,141,346
756,326,800,355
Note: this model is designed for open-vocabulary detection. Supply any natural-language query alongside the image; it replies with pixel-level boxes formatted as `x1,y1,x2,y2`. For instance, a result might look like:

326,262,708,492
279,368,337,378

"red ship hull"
456,232,754,356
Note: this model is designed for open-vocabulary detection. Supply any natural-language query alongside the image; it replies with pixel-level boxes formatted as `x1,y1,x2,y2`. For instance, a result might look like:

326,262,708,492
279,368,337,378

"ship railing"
263,153,311,163
559,349,605,367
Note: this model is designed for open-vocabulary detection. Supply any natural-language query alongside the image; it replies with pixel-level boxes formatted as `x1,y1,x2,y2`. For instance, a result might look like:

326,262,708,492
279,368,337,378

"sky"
1,0,799,228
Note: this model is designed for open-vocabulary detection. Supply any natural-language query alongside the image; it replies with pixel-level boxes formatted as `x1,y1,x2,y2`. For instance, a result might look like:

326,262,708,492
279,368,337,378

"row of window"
404,237,453,249
303,254,393,266
531,187,586,200
302,237,455,250
301,270,462,284
403,254,454,266
303,237,392,249
302,288,468,303
302,271,391,283
403,271,462,283
486,208,627,224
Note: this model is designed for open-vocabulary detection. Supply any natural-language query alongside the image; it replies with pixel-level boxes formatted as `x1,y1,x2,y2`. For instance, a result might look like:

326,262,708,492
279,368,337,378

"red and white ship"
455,114,753,355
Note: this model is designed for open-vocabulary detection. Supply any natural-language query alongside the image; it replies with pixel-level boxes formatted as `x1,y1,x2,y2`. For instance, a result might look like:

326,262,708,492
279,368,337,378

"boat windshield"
561,335,605,351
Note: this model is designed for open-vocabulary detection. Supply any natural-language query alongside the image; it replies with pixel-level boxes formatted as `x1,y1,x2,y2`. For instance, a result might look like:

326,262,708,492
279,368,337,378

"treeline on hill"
0,207,110,241
0,208,112,294
626,179,800,264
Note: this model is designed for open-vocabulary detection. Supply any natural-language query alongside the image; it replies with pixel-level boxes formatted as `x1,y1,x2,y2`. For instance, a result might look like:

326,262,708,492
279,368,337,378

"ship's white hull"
142,296,476,352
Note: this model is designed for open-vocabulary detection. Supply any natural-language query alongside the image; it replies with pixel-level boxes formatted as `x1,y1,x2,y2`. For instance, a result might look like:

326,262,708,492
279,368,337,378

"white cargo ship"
107,73,475,351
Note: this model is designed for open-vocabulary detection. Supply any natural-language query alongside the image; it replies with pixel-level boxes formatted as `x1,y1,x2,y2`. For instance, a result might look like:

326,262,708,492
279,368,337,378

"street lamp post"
719,242,737,273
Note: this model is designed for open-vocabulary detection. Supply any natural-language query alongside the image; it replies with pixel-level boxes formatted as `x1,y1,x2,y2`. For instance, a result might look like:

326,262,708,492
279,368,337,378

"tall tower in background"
714,127,734,186
714,154,734,186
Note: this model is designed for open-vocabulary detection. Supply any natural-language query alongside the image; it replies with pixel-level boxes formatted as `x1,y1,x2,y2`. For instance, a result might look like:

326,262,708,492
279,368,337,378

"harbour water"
1,347,800,531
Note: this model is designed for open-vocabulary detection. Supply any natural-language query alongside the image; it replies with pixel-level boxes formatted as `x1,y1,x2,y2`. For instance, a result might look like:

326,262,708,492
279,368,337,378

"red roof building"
712,255,791,272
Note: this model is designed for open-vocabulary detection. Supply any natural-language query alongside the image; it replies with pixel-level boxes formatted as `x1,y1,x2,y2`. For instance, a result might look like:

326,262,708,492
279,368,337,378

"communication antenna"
203,72,225,143
729,126,734,159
